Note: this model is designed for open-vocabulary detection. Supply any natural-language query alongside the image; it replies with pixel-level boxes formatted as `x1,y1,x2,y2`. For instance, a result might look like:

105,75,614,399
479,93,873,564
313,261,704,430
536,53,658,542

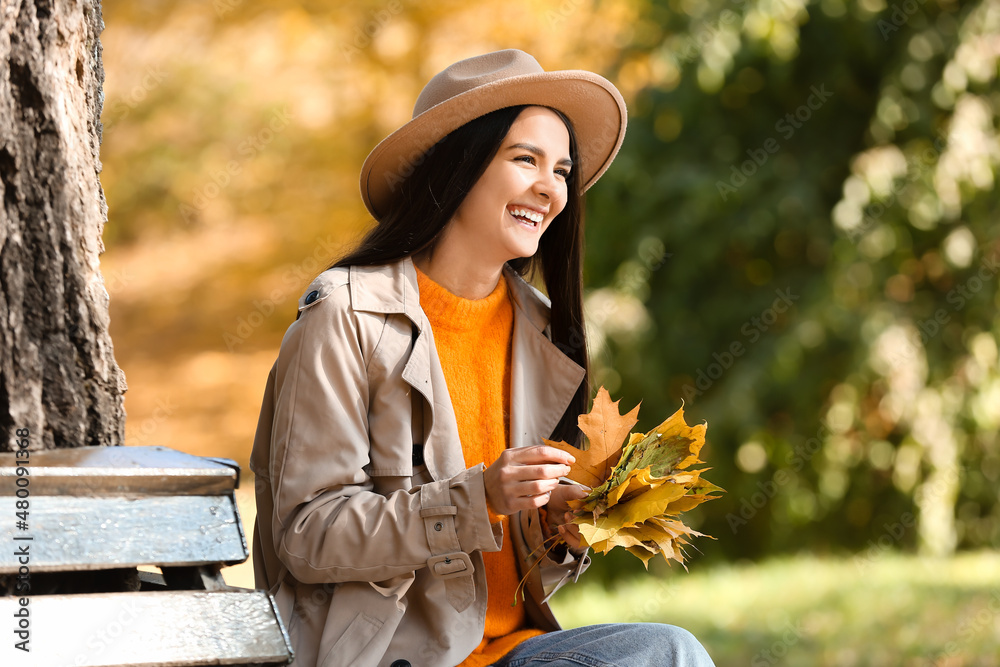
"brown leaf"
545,386,640,489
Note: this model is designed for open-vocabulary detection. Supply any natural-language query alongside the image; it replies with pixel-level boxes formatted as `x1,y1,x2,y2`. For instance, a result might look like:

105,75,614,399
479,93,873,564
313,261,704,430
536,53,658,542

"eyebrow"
506,142,573,169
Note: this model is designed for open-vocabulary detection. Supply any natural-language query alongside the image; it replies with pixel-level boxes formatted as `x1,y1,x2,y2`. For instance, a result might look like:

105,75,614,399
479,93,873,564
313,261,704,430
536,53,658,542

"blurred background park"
96,0,999,664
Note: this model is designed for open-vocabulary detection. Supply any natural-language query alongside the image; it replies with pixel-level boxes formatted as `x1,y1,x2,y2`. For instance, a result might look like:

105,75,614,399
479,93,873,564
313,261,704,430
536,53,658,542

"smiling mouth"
507,206,544,229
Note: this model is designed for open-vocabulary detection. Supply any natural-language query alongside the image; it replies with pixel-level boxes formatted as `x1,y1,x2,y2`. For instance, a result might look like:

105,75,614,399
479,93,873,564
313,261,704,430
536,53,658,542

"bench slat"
0,590,292,666
0,495,247,573
0,446,237,497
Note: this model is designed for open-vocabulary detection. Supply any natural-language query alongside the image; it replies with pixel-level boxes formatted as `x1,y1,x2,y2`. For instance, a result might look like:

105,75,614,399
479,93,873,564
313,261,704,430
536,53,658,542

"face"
445,106,572,266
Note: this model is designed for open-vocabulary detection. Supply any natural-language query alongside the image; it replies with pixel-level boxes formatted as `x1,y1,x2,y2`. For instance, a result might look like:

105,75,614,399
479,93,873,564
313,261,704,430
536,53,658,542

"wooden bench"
0,445,293,666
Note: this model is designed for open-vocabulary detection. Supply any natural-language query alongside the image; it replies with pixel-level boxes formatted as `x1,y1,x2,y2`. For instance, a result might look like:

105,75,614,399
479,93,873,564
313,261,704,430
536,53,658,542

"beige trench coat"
250,257,590,667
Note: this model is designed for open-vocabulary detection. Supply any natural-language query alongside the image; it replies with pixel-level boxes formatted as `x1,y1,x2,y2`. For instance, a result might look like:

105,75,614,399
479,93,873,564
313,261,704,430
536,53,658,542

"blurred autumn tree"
96,0,638,533
98,0,998,579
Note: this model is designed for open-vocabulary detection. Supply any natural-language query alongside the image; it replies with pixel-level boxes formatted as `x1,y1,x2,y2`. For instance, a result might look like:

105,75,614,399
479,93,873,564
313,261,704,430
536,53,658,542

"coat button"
304,290,319,305
390,661,411,667
434,522,443,531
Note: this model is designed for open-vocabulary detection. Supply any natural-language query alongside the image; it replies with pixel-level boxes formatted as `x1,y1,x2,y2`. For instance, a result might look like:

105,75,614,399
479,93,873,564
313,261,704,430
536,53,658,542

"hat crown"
413,49,543,118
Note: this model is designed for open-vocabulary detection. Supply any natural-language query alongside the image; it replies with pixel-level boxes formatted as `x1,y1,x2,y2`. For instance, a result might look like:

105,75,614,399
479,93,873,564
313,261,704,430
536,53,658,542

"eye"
514,155,536,165
555,167,571,179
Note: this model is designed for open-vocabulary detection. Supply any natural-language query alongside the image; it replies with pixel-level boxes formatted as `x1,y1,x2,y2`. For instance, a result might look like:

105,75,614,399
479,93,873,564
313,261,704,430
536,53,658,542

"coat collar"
348,257,553,336
349,256,584,477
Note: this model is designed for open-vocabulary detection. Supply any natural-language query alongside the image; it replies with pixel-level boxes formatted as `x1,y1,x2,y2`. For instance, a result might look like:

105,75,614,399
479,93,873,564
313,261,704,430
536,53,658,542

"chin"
511,245,540,261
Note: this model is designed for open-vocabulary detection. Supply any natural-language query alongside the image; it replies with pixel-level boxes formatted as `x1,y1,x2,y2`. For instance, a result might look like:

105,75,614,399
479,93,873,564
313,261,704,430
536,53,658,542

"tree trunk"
0,0,124,452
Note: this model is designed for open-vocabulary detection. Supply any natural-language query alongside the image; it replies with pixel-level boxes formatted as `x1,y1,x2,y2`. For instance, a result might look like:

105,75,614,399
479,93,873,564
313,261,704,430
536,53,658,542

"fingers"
546,482,588,513
508,445,576,467
511,463,573,483
493,487,553,514
557,523,585,552
484,447,580,515
508,476,563,498
493,458,572,488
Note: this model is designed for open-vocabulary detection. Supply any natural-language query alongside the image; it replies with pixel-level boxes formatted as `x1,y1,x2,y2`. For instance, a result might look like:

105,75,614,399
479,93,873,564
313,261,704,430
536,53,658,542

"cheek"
554,189,569,216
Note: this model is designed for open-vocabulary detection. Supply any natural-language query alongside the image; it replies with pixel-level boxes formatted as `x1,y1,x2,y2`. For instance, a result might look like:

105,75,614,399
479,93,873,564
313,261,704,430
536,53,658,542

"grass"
549,551,1000,666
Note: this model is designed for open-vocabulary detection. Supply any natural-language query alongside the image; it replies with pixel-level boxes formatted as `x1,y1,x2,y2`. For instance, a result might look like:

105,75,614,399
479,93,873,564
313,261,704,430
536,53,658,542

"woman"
251,50,715,667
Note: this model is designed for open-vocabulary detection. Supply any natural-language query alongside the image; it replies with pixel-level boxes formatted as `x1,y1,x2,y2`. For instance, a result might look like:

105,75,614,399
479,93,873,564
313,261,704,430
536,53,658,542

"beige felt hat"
359,49,627,220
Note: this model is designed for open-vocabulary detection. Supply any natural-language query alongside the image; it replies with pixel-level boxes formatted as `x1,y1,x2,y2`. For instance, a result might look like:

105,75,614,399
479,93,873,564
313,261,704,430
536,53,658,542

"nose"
532,169,560,200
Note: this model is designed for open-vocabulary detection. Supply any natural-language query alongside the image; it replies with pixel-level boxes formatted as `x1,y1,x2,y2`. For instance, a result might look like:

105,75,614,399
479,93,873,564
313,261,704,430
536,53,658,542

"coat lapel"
403,322,467,481
505,267,586,449
350,258,585,481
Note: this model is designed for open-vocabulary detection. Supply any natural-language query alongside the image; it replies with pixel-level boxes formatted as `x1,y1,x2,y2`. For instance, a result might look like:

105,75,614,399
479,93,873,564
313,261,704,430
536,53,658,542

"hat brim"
359,70,627,220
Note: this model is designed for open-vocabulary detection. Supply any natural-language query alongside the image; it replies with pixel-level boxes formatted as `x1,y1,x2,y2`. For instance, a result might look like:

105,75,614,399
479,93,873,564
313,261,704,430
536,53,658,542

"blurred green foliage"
582,0,999,575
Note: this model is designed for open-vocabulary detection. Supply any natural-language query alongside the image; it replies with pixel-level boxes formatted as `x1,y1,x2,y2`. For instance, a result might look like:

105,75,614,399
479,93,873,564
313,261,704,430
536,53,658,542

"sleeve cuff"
450,464,503,554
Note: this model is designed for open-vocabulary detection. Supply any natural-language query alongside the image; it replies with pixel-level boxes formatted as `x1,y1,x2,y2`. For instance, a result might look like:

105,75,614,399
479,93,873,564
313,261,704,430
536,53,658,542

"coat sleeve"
266,278,501,585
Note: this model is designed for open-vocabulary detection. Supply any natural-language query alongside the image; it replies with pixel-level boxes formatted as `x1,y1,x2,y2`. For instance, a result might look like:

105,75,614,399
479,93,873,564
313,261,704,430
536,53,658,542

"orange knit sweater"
415,266,544,667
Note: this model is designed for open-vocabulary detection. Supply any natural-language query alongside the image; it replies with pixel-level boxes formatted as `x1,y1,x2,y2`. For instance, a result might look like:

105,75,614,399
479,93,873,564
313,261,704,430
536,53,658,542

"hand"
546,483,588,554
483,446,575,516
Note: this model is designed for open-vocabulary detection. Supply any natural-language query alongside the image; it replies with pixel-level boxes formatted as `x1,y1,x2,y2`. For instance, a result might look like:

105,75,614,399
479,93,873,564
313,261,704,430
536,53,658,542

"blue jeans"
490,623,716,666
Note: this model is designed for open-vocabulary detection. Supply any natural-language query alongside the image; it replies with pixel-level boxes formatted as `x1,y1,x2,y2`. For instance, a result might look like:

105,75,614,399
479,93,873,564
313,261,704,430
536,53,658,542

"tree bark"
0,0,125,452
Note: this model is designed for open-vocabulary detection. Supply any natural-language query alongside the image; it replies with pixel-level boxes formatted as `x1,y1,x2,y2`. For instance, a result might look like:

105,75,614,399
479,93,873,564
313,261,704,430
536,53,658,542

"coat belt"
419,483,476,611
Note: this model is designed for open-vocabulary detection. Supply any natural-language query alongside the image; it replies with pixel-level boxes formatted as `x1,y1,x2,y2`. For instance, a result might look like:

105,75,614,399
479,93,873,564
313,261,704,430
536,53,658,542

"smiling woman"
249,50,716,667
417,107,573,298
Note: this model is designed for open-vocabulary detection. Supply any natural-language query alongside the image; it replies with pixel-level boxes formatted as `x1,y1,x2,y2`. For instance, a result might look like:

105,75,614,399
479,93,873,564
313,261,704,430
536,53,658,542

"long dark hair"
334,105,588,446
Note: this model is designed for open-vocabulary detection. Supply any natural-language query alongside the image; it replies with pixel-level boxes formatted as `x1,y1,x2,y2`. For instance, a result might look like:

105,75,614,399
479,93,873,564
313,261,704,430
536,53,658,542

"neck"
412,246,505,300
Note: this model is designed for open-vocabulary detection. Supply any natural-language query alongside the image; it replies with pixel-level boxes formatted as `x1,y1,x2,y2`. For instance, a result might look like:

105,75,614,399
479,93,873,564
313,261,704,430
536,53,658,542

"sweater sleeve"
266,277,501,585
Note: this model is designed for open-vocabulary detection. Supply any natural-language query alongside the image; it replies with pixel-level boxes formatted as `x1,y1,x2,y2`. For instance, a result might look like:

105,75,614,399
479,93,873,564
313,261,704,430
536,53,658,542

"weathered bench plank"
0,445,292,665
0,494,247,573
0,590,292,666
0,446,237,497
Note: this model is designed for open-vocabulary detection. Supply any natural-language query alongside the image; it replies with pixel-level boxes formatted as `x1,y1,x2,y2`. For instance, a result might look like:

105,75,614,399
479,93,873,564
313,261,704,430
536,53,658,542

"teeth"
511,208,543,224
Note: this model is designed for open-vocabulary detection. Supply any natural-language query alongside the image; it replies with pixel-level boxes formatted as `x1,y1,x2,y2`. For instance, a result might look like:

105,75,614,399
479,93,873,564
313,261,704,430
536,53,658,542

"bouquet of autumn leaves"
545,387,723,567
